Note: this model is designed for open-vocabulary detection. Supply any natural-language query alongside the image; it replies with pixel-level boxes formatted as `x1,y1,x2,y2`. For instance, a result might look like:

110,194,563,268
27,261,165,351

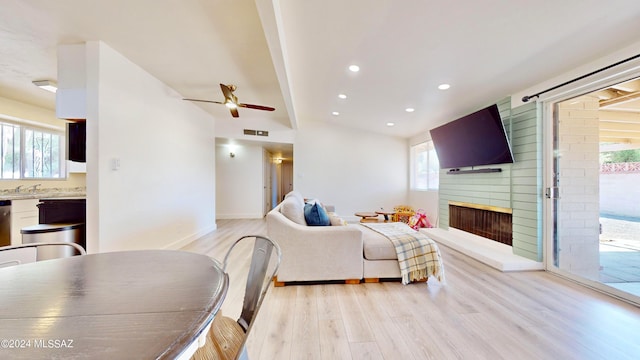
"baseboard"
164,223,218,250
216,213,264,219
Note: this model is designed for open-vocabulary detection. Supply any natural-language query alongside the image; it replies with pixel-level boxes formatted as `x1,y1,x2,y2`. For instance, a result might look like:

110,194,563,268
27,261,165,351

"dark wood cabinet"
38,198,86,224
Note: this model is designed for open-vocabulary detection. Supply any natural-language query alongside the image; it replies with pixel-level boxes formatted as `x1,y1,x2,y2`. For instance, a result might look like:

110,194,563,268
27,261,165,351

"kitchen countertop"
0,191,86,201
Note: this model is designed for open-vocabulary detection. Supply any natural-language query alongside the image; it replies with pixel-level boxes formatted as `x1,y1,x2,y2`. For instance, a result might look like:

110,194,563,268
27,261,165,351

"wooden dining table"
0,250,228,359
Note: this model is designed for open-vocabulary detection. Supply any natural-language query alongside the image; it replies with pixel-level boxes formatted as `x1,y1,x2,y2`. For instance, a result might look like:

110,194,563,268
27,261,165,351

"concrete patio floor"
599,216,640,297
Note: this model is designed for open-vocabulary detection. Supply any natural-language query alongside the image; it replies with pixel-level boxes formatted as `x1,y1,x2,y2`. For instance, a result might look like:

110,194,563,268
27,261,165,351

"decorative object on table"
392,205,415,224
375,208,396,222
408,209,432,230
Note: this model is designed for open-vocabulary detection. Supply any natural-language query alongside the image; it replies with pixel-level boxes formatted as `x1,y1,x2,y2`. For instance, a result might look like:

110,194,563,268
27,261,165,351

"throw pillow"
304,202,331,226
329,214,347,226
280,197,306,225
284,191,304,204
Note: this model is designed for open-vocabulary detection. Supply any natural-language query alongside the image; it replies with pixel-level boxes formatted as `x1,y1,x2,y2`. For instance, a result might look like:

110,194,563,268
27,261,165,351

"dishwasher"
0,200,10,247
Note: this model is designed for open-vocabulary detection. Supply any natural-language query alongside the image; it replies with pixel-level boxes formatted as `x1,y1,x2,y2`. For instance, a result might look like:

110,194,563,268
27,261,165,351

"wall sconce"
274,158,282,164
229,152,235,158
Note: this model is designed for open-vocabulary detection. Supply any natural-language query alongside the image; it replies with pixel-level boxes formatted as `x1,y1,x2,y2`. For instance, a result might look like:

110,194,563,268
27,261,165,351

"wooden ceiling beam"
600,131,640,140
599,91,640,108
599,122,640,132
598,111,640,123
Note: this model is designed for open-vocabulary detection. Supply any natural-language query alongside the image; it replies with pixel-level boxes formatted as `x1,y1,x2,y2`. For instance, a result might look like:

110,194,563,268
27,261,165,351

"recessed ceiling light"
438,83,450,90
405,108,415,113
32,80,57,93
332,111,340,116
338,94,347,99
386,122,395,127
348,65,360,72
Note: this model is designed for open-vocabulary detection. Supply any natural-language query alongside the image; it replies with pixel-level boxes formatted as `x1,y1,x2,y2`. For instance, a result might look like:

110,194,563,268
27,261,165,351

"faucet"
29,184,41,193
14,185,23,193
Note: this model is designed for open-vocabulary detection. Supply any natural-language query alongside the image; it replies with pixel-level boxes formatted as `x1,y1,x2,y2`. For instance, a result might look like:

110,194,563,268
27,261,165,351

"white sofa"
266,191,401,285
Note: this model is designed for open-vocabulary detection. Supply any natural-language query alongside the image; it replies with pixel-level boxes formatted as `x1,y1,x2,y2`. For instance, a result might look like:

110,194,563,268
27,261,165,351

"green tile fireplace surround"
437,98,543,262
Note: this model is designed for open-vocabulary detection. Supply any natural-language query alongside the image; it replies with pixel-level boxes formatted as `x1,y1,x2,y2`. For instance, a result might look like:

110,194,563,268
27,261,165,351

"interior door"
263,150,272,216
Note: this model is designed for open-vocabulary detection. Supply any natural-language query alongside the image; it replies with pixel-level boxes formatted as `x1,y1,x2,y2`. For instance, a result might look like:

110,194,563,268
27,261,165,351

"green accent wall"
438,98,542,261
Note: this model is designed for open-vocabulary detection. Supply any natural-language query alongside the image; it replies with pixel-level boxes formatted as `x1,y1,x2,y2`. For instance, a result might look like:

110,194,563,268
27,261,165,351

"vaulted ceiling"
1,0,640,141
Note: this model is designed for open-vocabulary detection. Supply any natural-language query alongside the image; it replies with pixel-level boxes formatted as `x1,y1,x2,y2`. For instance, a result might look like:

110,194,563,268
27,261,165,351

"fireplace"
448,201,513,246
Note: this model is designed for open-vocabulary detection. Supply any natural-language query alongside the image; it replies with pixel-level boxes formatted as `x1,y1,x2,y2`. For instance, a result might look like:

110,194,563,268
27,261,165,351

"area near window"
410,140,439,190
0,122,65,179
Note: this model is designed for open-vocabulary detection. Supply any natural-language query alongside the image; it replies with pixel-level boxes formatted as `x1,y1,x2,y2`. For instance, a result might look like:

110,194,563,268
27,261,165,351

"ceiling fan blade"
230,107,239,118
220,83,234,101
238,103,276,111
183,98,225,105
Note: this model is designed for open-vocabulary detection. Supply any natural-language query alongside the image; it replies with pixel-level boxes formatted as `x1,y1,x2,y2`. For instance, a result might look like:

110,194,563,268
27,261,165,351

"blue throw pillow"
304,202,330,226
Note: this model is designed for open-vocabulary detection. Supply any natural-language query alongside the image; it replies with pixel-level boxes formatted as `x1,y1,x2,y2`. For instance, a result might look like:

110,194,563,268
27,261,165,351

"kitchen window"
0,122,65,179
410,141,439,190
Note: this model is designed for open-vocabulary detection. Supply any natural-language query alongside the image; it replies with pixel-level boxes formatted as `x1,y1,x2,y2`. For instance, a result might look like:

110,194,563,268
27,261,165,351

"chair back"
0,242,86,268
223,235,281,359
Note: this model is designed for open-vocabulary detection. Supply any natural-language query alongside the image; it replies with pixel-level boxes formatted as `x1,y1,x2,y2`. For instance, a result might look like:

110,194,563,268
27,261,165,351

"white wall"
294,122,408,219
601,172,640,217
216,142,265,219
75,41,216,252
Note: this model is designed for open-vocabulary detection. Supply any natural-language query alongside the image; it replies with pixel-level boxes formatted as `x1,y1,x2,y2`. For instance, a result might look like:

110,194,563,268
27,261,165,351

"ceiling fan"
183,83,275,118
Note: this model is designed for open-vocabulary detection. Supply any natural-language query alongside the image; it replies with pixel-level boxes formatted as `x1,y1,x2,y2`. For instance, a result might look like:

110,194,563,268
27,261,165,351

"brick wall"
556,95,600,280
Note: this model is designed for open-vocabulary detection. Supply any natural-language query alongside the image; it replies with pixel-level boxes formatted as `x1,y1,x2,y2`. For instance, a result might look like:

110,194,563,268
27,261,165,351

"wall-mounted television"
429,104,513,169
67,121,86,163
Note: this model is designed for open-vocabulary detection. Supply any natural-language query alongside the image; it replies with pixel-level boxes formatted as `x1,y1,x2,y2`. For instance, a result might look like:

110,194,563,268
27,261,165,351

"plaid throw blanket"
362,222,445,285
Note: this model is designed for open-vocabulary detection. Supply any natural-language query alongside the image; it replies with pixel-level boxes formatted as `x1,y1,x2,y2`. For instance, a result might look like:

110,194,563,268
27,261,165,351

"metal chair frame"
225,235,281,350
0,242,86,268
192,235,281,360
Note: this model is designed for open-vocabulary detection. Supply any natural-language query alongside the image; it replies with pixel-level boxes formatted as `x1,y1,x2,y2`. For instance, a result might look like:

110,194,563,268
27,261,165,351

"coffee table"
354,212,380,223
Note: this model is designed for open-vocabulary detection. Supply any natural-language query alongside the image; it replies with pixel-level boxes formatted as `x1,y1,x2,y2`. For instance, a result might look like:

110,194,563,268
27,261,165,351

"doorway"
547,77,640,304
263,143,293,215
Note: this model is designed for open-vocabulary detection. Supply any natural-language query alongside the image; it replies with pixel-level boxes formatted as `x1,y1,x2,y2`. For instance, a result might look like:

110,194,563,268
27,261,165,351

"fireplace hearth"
449,201,513,246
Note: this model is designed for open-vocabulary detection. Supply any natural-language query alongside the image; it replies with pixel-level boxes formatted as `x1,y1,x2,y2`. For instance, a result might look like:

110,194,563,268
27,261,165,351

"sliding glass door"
547,77,640,305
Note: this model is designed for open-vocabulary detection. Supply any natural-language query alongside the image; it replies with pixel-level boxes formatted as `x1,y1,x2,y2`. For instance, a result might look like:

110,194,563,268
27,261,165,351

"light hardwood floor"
181,219,640,360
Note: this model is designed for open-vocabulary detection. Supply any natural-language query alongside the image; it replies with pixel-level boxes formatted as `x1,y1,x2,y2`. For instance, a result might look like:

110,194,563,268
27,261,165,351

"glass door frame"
541,63,640,306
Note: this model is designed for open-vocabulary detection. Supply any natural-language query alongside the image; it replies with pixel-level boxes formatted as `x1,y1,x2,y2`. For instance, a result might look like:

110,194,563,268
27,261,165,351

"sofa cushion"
361,226,398,260
280,197,307,225
304,202,331,226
